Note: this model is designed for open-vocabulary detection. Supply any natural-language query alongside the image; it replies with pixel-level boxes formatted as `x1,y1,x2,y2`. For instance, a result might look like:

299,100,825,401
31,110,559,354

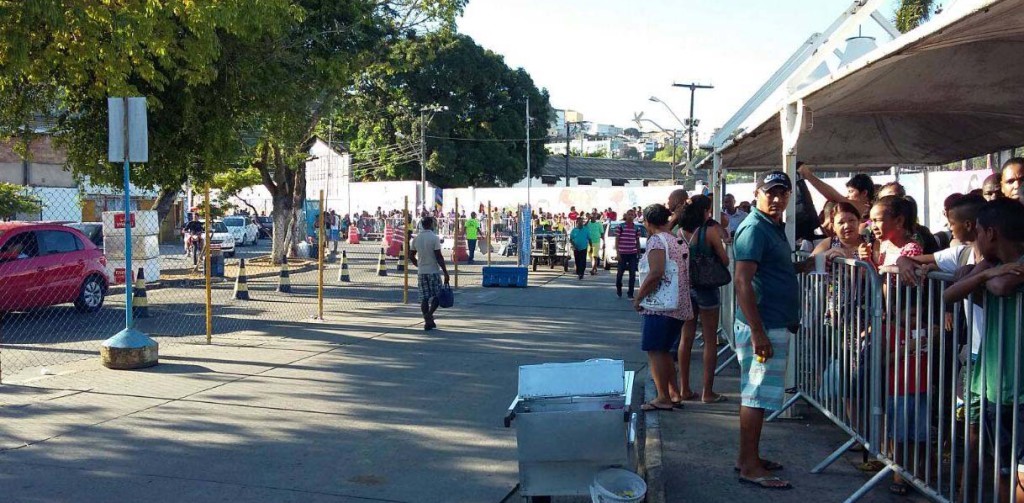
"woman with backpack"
676,195,731,403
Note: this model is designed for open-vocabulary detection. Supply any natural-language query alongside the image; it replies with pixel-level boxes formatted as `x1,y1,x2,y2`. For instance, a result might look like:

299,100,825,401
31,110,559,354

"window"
611,179,627,187
541,176,559,186
577,177,594,186
0,232,39,259
37,230,81,255
224,217,245,227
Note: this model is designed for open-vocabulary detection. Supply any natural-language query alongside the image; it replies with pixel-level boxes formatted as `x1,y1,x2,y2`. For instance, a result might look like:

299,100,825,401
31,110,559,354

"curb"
641,374,666,503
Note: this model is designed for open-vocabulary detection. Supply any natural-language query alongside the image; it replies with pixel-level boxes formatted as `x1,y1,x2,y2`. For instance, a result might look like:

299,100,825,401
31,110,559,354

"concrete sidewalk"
0,268,645,503
655,341,929,503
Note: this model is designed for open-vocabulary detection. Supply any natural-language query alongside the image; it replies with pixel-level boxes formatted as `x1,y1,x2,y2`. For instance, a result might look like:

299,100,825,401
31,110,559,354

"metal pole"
487,200,492,266
122,97,133,329
317,190,324,320
526,96,531,207
454,197,459,289
420,112,427,210
565,119,570,187
688,87,696,166
403,196,409,304
671,131,677,184
205,184,212,344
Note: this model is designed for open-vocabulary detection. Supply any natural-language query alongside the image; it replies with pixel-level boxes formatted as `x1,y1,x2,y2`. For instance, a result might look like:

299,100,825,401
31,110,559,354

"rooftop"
537,156,673,181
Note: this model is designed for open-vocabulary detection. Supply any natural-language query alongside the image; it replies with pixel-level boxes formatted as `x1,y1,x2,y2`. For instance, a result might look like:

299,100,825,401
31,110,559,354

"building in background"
513,156,673,188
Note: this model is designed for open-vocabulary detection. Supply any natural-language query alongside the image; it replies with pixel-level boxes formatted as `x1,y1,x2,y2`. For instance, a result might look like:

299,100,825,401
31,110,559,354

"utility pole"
420,110,427,211
672,82,714,167
526,96,531,206
564,119,570,187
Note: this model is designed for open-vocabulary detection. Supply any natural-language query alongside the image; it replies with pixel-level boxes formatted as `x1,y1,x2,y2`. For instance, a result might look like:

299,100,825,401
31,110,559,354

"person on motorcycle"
182,219,205,256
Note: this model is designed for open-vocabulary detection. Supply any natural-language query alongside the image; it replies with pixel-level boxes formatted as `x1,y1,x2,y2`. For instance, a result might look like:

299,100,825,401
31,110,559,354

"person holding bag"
677,195,731,403
634,203,693,412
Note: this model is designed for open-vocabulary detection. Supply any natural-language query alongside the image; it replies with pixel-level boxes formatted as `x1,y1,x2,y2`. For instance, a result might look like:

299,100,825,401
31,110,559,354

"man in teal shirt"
733,171,813,490
586,212,604,275
569,218,591,279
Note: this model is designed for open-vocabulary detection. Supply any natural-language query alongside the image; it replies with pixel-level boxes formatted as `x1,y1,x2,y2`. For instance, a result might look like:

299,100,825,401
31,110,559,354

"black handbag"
689,224,731,289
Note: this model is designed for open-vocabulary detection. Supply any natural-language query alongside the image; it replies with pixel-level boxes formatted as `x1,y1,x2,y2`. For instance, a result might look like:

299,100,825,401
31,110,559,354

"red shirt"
605,211,617,221
568,211,578,221
889,326,928,396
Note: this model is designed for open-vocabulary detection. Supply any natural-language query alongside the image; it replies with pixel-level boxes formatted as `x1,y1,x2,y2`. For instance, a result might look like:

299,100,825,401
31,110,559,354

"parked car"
0,222,110,313
223,216,260,247
602,220,648,270
256,216,273,239
205,220,236,257
66,222,103,248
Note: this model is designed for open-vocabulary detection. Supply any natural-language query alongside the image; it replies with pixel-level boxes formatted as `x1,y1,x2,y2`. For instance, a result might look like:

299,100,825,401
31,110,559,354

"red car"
0,222,110,313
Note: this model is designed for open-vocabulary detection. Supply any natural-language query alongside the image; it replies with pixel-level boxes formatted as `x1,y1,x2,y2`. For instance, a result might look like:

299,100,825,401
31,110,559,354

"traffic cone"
338,250,351,282
234,259,250,300
132,267,149,318
376,248,388,277
277,262,291,293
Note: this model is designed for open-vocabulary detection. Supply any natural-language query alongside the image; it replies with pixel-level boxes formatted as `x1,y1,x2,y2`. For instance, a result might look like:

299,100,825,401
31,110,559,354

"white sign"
108,97,149,163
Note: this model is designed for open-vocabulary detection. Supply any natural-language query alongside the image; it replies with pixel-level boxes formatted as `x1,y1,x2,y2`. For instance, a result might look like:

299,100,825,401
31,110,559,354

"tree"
622,128,641,139
337,33,552,188
212,168,263,216
895,0,935,33
620,146,640,159
0,1,300,226
0,183,43,220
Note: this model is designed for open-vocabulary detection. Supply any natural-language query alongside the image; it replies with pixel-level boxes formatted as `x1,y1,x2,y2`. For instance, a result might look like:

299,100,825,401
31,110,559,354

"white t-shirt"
934,244,983,356
413,230,442,275
724,209,748,235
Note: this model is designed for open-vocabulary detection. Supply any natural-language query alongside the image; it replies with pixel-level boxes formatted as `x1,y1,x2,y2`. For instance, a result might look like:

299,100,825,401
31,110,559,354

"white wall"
443,185,683,215
511,177,649,189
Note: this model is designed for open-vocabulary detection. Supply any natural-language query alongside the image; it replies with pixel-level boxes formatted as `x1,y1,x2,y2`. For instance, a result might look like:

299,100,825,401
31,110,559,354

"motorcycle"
185,231,204,266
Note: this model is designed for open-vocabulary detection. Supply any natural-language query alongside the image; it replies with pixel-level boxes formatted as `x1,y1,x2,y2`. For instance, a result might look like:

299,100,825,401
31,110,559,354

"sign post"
100,97,158,370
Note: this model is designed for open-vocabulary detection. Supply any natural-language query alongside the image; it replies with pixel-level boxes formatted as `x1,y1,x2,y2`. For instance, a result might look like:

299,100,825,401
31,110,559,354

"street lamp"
419,105,448,212
671,82,714,168
634,112,680,183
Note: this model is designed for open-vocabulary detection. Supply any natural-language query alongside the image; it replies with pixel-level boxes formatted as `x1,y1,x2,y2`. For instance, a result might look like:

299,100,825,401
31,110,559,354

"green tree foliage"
0,1,300,223
212,167,263,215
895,0,935,33
0,183,43,219
338,33,552,188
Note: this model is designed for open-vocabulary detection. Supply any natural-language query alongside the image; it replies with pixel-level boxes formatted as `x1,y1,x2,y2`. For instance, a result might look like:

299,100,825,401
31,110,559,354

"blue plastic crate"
482,266,528,288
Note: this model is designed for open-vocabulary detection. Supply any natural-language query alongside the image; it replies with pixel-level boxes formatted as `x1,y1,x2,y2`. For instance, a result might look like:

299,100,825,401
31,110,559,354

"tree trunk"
153,186,180,231
270,194,294,265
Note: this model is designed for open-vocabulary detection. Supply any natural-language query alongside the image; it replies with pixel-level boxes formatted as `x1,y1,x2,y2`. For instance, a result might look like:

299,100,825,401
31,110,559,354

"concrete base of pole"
100,327,159,370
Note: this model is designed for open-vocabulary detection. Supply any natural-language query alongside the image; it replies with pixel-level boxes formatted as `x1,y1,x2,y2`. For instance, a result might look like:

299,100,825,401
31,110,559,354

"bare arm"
707,225,729,267
735,260,775,358
798,164,854,206
433,249,450,283
943,260,996,305
985,263,1024,297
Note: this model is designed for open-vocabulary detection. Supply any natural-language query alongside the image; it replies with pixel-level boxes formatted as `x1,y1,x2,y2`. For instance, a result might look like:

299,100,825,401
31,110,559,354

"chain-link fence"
0,188,527,382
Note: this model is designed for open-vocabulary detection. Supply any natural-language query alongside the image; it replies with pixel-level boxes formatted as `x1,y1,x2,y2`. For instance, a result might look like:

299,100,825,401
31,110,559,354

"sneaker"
616,289,622,298
627,294,634,300
424,320,436,331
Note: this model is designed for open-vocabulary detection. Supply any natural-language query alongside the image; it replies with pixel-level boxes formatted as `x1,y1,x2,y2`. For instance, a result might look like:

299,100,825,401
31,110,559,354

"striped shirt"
616,222,639,254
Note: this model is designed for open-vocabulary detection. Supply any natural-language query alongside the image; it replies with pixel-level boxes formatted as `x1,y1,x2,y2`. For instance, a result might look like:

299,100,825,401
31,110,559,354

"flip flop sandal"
671,401,685,409
889,483,909,496
640,402,674,412
702,394,728,404
738,476,792,490
734,460,783,472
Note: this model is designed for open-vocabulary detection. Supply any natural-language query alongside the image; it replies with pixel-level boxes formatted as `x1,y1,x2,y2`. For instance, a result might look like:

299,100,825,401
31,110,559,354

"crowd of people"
624,158,1024,496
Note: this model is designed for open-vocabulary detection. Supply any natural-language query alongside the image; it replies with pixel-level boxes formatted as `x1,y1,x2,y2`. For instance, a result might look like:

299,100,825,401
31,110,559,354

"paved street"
0,266,644,502
0,237,518,379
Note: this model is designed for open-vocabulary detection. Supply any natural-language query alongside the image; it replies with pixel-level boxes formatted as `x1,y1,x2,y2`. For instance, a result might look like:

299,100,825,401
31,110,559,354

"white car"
602,220,648,270
205,220,236,258
223,216,260,247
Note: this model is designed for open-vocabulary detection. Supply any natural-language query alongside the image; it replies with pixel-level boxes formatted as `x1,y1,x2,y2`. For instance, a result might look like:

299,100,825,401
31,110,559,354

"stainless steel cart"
504,359,638,501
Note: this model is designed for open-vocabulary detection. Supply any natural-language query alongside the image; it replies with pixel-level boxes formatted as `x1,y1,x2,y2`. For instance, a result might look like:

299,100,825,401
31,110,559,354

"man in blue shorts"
733,171,813,490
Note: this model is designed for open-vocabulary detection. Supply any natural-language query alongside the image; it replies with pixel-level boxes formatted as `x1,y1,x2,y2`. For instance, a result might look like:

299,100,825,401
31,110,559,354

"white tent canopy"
718,0,1024,170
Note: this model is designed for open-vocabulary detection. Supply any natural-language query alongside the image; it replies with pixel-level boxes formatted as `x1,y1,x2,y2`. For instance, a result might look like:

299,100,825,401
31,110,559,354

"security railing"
762,252,1024,503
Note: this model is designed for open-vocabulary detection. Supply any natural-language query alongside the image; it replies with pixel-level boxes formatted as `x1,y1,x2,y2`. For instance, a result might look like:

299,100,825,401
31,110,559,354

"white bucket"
589,468,646,503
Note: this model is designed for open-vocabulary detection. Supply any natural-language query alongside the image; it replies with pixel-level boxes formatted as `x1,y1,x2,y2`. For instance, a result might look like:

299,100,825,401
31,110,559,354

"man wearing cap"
733,171,813,490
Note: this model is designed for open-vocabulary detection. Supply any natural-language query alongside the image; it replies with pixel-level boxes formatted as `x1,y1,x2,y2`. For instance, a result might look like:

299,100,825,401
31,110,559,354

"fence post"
204,184,212,345
317,190,325,320
403,196,409,304
487,200,492,266
454,197,459,289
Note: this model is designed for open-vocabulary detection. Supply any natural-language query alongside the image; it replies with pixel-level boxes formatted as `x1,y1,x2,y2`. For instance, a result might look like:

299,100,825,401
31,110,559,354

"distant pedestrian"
586,212,604,275
569,218,590,279
410,217,450,331
733,171,813,490
465,212,481,263
614,209,640,298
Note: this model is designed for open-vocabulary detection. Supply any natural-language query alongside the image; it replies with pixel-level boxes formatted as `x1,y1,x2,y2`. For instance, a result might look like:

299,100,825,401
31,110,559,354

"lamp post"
419,105,447,212
670,83,714,167
634,113,680,183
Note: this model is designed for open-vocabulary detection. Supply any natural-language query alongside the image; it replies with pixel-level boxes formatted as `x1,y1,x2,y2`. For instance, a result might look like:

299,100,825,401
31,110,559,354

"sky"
457,0,897,143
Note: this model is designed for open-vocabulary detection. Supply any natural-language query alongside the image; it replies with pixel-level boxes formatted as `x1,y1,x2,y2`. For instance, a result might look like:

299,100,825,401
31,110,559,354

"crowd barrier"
764,251,1024,503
